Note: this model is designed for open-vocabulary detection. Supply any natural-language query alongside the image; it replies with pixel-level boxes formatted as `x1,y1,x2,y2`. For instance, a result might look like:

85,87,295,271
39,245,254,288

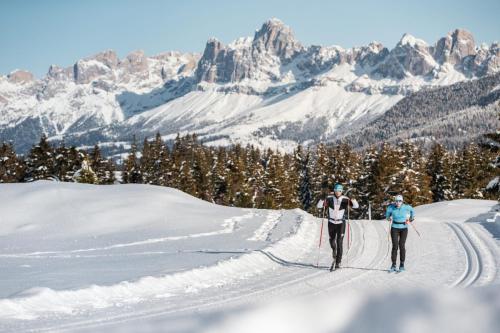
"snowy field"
0,181,499,332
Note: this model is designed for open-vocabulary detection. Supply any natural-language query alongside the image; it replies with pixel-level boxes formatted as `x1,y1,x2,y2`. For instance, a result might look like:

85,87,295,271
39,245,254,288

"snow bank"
414,199,498,223
0,209,314,320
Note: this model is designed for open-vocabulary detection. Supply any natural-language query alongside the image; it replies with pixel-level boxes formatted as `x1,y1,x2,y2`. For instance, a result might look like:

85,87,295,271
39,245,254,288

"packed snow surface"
0,181,498,332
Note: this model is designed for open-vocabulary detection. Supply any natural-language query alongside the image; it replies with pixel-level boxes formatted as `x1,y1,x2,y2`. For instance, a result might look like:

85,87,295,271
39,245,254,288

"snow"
228,37,253,50
399,33,428,47
486,176,499,190
0,182,498,332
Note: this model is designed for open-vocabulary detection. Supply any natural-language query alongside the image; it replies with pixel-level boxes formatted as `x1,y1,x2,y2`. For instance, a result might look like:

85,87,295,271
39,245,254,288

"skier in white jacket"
317,183,359,271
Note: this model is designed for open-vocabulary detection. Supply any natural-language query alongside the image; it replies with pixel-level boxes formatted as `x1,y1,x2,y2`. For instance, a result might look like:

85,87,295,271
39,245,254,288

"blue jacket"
386,203,415,229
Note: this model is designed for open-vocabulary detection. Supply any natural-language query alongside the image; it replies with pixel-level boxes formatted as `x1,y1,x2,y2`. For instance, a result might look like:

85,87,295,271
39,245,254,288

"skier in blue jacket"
385,194,415,272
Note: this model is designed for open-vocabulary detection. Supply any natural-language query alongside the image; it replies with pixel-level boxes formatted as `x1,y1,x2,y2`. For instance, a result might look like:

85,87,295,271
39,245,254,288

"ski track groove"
446,222,483,288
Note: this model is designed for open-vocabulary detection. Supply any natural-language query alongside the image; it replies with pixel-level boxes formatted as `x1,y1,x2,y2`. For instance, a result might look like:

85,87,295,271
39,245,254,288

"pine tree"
74,156,98,184
176,134,198,196
168,133,184,189
480,130,500,199
310,143,330,214
260,149,279,209
357,146,379,218
212,147,229,205
122,136,142,184
52,143,83,182
371,143,401,218
192,145,212,201
452,144,489,199
427,142,453,201
244,145,265,208
0,142,25,182
294,145,312,211
140,138,155,184
150,133,169,186
25,134,56,181
228,144,249,207
279,152,299,209
90,144,115,184
396,142,432,206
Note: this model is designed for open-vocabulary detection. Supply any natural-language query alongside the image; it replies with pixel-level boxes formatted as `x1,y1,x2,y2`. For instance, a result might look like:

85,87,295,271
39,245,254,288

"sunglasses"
395,200,403,202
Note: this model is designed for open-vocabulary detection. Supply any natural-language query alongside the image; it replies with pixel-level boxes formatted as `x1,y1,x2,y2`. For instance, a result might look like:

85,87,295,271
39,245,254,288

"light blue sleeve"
385,205,393,220
410,206,415,220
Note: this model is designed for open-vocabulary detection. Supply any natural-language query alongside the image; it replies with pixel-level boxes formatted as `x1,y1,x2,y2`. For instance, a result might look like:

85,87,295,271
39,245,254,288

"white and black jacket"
317,195,359,224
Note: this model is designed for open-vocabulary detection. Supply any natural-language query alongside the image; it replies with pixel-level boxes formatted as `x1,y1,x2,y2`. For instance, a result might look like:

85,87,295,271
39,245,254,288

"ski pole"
347,204,350,268
409,220,421,237
316,207,325,267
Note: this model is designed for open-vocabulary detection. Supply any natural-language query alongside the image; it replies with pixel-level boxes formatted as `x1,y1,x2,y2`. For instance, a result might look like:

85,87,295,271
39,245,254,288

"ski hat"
333,183,343,192
395,194,404,202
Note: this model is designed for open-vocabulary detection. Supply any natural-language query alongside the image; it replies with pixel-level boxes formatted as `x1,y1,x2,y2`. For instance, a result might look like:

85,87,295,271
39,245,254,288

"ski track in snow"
446,222,496,288
0,211,256,258
248,210,282,241
0,200,499,332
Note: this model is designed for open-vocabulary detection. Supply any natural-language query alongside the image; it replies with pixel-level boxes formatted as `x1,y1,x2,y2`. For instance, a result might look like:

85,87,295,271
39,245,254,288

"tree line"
0,132,497,218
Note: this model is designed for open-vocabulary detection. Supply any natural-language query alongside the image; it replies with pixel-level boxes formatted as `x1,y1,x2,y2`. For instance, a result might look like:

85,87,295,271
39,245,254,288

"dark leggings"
391,227,408,265
328,222,346,264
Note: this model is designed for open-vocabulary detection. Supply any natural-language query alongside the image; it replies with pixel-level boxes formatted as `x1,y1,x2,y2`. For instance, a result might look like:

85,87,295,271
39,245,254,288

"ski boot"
329,262,335,272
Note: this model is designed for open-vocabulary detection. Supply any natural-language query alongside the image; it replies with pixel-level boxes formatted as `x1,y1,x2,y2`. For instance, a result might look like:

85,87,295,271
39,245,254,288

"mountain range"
1,18,499,155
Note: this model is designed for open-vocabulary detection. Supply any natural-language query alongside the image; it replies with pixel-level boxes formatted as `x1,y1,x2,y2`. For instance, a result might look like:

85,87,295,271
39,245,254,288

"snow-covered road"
0,182,498,332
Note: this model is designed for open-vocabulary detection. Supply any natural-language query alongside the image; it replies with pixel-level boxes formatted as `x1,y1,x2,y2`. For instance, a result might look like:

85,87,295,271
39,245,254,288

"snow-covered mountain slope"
1,19,499,153
0,182,498,332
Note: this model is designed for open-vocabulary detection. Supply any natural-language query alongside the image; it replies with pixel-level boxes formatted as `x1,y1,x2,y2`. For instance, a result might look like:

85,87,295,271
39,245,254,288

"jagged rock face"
47,65,73,81
7,70,34,84
252,18,303,60
434,29,476,65
73,59,113,84
176,58,197,76
196,19,303,83
373,34,437,78
295,46,342,77
483,43,500,75
195,23,497,84
93,50,119,69
119,50,148,75
195,39,225,82
72,50,121,84
356,42,390,68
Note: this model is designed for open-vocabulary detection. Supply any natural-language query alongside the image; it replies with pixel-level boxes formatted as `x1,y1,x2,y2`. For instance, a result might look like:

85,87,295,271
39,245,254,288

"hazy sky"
1,0,499,77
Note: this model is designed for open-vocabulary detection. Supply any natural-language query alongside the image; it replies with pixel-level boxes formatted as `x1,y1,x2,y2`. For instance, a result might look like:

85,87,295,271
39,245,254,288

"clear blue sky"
1,0,499,78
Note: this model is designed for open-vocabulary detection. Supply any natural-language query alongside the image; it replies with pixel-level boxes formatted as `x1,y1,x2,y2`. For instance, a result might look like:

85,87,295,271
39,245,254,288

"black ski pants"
328,221,346,264
391,227,408,265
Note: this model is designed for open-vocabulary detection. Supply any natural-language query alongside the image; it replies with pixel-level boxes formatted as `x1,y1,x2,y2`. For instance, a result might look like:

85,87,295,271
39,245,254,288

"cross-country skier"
386,194,415,272
316,183,359,271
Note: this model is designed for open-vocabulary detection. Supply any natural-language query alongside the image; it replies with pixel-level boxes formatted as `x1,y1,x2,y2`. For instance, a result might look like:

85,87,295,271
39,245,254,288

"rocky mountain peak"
90,50,119,69
119,50,148,74
434,28,476,65
7,70,34,84
252,18,303,59
47,65,73,81
398,33,428,48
